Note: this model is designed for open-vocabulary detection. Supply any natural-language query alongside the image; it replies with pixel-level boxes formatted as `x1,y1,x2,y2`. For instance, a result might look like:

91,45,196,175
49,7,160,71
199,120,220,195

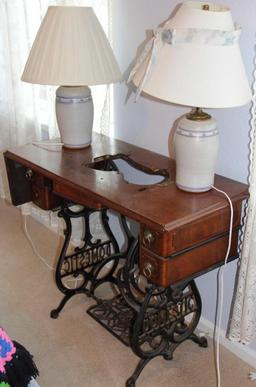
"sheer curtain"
0,0,112,199
228,49,256,345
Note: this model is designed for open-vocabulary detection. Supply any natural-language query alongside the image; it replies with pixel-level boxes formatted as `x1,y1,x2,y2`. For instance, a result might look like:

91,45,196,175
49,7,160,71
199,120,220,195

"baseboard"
20,202,81,244
198,316,256,368
21,202,111,247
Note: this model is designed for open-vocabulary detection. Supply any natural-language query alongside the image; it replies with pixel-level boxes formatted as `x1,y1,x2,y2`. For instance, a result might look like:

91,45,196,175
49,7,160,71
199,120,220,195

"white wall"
111,0,256,353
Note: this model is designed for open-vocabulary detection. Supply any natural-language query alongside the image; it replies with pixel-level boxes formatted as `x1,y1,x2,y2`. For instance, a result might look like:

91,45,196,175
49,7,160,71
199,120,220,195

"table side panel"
4,156,32,206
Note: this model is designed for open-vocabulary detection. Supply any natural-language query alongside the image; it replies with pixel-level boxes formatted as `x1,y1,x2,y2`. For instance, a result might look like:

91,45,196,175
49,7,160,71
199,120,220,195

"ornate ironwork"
88,239,208,387
61,241,112,275
51,199,136,319
50,203,121,318
88,295,136,346
87,153,169,181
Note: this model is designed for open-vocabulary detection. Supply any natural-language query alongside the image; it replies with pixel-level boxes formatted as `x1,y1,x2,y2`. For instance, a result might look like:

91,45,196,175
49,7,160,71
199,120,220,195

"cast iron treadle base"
87,295,136,346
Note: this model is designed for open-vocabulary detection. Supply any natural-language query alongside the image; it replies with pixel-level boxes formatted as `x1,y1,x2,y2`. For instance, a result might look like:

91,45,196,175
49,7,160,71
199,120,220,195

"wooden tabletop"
5,133,248,232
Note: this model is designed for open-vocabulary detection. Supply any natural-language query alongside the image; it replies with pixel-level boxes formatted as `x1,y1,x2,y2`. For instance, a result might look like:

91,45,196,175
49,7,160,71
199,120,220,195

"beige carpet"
0,199,253,387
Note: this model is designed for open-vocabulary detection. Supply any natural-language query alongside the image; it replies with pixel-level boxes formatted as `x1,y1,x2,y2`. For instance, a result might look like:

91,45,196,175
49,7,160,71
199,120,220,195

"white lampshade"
21,6,121,149
132,1,251,108
22,6,121,86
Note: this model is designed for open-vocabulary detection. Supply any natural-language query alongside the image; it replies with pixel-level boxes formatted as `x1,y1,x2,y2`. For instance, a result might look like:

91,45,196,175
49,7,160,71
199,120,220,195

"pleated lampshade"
21,6,121,149
21,6,121,86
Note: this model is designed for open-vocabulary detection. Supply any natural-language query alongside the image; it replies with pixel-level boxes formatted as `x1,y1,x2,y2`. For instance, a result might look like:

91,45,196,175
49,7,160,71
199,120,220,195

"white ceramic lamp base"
173,114,219,193
56,86,94,149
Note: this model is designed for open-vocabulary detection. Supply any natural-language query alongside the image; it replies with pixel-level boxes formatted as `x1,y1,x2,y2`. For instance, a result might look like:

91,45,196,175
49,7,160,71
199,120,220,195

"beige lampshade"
21,6,121,86
132,1,251,108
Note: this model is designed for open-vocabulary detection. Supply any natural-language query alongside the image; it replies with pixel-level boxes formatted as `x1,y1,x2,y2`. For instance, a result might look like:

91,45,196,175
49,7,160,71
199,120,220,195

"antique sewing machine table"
4,134,248,386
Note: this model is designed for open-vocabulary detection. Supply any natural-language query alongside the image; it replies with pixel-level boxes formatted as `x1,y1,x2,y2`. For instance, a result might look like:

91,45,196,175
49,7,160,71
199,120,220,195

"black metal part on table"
87,153,169,182
88,240,208,387
50,202,121,318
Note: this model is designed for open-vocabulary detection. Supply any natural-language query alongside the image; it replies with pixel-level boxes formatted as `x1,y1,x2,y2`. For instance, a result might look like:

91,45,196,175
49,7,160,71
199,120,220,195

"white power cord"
22,213,55,271
32,141,63,145
211,185,234,387
32,141,63,152
21,213,78,289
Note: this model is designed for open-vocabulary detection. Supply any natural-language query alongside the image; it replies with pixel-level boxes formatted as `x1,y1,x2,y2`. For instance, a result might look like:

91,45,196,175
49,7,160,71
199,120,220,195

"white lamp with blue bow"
129,1,251,192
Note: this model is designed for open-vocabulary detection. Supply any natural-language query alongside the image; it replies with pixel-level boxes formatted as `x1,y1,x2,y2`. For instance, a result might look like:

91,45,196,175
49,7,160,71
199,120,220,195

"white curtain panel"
228,50,256,345
0,0,112,198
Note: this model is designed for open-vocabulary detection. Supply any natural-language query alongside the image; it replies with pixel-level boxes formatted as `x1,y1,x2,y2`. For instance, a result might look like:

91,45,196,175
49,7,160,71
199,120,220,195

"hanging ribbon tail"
127,21,172,101
0,328,39,387
128,31,164,101
127,36,155,89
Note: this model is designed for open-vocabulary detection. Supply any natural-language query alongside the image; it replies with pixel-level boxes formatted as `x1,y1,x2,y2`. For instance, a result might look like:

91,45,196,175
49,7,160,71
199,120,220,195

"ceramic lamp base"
56,85,94,149
173,113,219,193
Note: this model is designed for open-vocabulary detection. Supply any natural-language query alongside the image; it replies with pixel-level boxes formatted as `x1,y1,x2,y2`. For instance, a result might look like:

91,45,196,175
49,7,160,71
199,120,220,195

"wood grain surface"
4,133,248,232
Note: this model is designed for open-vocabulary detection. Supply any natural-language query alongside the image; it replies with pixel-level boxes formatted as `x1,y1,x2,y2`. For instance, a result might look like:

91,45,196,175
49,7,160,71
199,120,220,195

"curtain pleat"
228,46,256,344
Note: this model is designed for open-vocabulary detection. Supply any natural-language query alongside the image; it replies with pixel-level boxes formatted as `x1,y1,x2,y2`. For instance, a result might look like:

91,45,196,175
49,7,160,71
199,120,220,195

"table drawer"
31,174,61,210
140,200,242,257
4,156,60,210
140,228,239,287
54,181,103,209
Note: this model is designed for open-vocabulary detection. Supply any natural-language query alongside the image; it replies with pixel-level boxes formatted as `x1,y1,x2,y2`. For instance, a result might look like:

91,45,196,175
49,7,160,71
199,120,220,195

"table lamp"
128,1,251,192
21,6,121,149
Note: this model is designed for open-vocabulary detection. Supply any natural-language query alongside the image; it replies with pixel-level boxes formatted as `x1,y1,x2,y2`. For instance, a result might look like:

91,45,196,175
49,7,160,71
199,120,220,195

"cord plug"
20,203,31,216
248,372,256,381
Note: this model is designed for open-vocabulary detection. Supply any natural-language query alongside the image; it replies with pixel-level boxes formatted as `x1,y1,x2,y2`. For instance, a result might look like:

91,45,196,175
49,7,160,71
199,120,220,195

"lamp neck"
186,108,212,121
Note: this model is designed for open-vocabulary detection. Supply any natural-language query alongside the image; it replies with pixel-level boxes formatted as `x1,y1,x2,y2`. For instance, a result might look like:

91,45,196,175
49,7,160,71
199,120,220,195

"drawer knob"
25,168,33,180
143,262,154,279
143,229,155,247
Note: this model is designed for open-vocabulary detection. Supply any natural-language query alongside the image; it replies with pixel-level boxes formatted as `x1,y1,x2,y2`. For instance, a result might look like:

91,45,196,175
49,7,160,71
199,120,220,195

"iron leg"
50,291,80,319
189,333,208,348
126,358,152,387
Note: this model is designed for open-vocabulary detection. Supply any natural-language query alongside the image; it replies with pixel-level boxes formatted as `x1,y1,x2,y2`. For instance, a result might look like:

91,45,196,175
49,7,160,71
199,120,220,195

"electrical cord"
32,141,63,145
22,213,55,271
211,184,234,387
21,213,78,289
32,141,63,152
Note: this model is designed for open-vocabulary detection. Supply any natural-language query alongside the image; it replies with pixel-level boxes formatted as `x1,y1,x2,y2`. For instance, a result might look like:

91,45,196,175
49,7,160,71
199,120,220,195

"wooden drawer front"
140,229,239,287
30,173,60,210
31,183,59,210
4,156,60,210
140,200,242,257
53,181,103,209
